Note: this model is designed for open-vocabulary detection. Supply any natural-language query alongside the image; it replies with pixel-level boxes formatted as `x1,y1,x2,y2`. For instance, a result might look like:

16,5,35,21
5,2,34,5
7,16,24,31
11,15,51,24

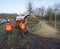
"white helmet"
7,19,10,22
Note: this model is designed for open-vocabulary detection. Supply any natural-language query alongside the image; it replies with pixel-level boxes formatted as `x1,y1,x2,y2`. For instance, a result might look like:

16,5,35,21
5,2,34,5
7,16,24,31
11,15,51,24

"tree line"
0,13,18,20
27,1,60,23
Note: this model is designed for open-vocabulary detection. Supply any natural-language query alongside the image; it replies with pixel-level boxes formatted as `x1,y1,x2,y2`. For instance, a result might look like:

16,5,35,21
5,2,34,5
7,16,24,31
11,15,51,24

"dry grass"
33,21,58,38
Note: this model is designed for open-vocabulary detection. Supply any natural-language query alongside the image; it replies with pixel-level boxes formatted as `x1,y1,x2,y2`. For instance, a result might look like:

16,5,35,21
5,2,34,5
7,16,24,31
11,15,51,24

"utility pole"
55,13,56,28
54,9,58,28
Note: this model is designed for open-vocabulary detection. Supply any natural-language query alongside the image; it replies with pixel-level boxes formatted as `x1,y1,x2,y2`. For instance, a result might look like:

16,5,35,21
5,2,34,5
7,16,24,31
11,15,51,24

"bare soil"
0,22,60,49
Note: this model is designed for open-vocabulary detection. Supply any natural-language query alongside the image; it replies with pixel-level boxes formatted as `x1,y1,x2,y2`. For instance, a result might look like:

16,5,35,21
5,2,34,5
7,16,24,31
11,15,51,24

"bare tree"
39,7,45,17
27,1,33,15
46,7,53,22
33,7,45,20
54,3,60,10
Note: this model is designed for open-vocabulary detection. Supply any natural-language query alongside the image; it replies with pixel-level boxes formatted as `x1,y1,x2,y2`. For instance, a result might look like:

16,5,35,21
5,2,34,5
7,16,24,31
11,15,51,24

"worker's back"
5,22,13,31
19,20,26,30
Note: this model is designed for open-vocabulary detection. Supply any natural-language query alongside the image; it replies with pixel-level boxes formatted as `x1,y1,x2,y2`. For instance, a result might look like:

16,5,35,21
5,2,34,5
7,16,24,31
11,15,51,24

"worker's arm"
4,24,6,28
11,24,14,28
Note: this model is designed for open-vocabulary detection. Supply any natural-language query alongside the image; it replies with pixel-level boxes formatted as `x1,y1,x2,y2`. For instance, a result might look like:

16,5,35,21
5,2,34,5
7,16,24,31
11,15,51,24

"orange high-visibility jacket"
19,22,26,30
4,22,14,31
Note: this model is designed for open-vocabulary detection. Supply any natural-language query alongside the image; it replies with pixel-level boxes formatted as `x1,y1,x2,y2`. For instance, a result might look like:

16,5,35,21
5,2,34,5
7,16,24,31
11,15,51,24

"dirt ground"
0,31,60,49
0,22,60,49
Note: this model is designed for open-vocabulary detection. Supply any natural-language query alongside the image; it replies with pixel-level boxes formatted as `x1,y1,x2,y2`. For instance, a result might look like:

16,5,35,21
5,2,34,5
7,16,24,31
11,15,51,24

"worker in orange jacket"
19,19,26,38
4,19,14,40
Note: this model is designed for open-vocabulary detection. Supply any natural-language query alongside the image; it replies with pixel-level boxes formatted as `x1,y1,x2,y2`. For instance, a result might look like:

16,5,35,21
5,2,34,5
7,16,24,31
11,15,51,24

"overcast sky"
0,0,60,14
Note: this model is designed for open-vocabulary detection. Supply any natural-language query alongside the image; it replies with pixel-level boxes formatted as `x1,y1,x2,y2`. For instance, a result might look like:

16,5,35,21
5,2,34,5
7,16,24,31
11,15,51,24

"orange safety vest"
19,22,26,30
4,22,14,31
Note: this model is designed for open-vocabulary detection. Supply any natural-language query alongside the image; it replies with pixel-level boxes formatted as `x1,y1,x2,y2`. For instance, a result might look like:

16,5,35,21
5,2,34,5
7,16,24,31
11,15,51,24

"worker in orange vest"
19,19,26,38
4,19,14,40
